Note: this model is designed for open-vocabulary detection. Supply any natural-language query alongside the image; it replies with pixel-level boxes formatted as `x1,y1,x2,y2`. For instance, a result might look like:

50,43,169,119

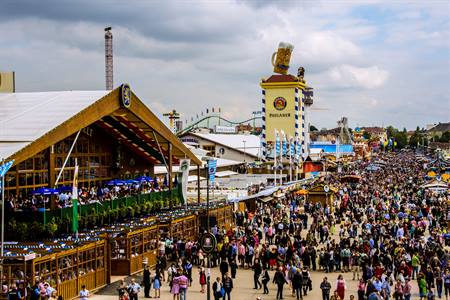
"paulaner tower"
260,42,308,160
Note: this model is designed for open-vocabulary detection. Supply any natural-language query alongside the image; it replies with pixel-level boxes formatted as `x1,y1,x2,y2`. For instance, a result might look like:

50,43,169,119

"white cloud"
319,65,389,89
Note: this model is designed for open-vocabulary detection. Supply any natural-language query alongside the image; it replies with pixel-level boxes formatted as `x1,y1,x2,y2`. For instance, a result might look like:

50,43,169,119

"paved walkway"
93,264,421,300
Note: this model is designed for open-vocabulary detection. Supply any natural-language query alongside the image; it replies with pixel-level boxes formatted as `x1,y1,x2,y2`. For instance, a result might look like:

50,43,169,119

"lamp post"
243,140,247,163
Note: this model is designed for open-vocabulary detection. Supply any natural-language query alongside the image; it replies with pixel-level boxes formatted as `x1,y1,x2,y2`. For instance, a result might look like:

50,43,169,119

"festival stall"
306,184,338,208
1,239,107,300
102,218,158,276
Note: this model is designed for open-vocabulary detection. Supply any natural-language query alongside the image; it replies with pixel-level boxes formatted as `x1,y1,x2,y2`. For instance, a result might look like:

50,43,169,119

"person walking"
292,269,303,300
170,272,180,300
262,269,270,295
223,272,233,300
199,267,207,294
301,267,311,297
178,272,188,300
153,270,162,299
252,259,262,290
403,277,412,300
357,279,366,300
393,279,404,300
320,277,332,300
273,267,288,300
212,277,223,300
230,260,238,279
220,260,229,282
143,265,152,298
336,274,346,300
128,279,141,300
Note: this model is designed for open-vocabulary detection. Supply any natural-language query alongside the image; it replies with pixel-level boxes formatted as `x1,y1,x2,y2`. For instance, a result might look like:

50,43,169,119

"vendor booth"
307,184,338,208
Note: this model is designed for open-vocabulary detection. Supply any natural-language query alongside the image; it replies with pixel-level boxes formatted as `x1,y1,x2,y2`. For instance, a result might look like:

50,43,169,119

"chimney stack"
105,27,113,90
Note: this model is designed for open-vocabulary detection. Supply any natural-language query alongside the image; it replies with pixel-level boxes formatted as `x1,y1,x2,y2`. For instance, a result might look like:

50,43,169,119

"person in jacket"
223,273,233,300
320,277,332,300
292,269,303,300
212,277,223,300
261,269,270,295
252,259,262,289
143,265,151,298
273,267,288,300
230,260,238,279
220,260,229,282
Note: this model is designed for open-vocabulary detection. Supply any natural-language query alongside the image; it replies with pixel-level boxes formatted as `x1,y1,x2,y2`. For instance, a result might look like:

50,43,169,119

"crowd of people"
5,179,167,212
139,150,448,300
3,150,449,300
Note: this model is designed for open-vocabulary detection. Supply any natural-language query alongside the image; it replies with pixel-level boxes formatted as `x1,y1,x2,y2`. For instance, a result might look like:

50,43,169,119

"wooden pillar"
168,143,173,209
48,145,56,209
197,165,201,204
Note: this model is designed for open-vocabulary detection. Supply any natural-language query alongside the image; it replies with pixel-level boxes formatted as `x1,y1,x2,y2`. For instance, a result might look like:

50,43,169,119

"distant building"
313,128,340,143
179,132,260,162
361,127,387,144
235,124,253,134
427,122,450,139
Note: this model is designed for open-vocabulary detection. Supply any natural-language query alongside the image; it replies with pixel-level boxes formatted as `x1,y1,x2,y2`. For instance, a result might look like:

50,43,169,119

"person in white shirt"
79,285,89,300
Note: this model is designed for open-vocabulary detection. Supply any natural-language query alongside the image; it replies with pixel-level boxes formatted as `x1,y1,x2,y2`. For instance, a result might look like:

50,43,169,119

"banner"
0,160,14,193
179,159,191,204
208,159,217,185
72,164,79,234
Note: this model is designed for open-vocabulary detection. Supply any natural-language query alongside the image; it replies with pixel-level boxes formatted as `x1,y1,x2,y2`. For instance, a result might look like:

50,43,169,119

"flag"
179,159,190,204
208,159,217,185
290,137,295,158
281,131,287,156
0,160,14,193
72,164,79,233
275,130,281,156
0,160,14,177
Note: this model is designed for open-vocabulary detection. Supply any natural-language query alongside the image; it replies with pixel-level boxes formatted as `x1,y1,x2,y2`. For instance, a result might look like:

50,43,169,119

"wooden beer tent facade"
0,86,201,200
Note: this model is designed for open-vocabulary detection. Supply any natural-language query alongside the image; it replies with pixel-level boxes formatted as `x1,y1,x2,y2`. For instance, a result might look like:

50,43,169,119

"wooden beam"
128,93,202,166
9,89,122,166
168,143,173,210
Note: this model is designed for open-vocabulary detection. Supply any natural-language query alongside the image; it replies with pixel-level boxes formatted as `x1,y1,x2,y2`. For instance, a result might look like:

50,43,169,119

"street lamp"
243,140,247,163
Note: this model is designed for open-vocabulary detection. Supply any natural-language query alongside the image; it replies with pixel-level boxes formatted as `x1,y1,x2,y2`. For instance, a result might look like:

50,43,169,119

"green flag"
72,164,79,233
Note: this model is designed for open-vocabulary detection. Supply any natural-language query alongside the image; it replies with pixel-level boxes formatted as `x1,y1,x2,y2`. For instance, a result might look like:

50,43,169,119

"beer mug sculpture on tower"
271,42,294,75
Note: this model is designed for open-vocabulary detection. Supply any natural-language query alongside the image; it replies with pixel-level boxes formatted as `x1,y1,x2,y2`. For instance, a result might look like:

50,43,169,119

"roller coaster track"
177,115,262,136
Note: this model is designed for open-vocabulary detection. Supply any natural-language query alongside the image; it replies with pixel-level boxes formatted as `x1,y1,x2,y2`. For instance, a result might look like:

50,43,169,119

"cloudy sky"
1,0,449,129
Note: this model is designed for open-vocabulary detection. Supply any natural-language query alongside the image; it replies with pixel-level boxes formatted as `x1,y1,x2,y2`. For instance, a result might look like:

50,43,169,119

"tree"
363,131,372,140
408,126,421,148
310,125,318,132
439,131,450,143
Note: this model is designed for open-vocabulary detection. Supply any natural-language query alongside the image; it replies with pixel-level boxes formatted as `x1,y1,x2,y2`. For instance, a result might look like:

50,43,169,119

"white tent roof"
190,133,261,157
0,90,109,159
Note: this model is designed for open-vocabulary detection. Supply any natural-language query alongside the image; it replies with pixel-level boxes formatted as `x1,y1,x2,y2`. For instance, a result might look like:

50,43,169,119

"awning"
187,175,206,182
259,196,273,203
215,170,239,178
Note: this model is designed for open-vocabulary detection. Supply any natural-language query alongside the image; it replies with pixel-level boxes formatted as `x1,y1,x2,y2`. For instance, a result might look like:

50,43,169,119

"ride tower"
260,42,308,161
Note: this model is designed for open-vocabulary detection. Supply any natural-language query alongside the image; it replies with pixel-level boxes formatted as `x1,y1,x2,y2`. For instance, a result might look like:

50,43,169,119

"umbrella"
32,187,59,195
125,179,139,185
135,176,152,182
56,186,72,193
107,179,125,186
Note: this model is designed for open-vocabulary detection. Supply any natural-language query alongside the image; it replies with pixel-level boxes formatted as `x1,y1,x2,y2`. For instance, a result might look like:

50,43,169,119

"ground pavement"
93,264,421,300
